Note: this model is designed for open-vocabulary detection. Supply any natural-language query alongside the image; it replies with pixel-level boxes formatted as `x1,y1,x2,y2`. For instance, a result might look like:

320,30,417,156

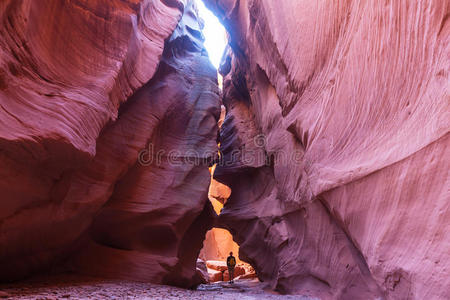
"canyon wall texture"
205,0,449,299
0,0,220,287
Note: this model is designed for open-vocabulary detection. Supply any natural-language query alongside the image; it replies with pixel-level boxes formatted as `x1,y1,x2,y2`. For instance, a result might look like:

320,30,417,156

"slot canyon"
0,0,448,299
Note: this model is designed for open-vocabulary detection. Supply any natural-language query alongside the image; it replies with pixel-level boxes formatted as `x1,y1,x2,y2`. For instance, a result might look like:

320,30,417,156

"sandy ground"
0,274,315,300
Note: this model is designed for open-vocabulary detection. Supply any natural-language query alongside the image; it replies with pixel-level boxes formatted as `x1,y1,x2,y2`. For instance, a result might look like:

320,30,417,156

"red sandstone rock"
199,228,240,263
205,0,450,299
223,266,245,282
0,0,181,160
206,260,245,282
1,0,448,298
195,259,209,284
208,165,231,204
206,260,228,272
0,0,220,288
206,264,245,283
208,269,223,282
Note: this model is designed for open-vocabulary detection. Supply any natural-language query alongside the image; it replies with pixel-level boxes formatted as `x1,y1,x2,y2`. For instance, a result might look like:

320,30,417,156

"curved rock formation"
200,228,240,262
1,0,448,297
0,0,220,287
205,0,450,299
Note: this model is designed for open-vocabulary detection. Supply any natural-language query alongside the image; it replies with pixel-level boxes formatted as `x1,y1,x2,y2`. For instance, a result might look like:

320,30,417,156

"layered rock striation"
0,0,220,287
205,0,450,299
1,0,449,297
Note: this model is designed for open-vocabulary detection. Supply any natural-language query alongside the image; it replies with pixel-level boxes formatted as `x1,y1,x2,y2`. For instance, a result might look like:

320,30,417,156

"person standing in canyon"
226,251,236,283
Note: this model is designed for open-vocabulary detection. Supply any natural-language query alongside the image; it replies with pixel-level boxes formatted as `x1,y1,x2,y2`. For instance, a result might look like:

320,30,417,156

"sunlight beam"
194,0,227,69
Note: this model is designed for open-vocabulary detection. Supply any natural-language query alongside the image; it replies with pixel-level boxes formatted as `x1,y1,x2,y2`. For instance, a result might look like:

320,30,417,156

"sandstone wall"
0,0,220,287
205,0,449,299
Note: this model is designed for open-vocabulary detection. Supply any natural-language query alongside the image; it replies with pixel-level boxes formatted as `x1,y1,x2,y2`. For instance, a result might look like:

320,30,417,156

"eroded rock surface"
205,0,450,299
200,228,239,262
0,0,220,287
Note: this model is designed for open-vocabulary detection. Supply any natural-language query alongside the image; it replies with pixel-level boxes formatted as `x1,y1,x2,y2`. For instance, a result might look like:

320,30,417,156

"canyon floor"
0,274,315,300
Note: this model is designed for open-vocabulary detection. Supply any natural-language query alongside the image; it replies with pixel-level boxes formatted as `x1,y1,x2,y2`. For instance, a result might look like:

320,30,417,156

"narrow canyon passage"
0,0,448,299
198,163,257,283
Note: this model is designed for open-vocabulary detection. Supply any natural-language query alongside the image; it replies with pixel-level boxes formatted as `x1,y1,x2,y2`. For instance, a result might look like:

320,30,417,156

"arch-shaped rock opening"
196,155,257,284
198,227,256,283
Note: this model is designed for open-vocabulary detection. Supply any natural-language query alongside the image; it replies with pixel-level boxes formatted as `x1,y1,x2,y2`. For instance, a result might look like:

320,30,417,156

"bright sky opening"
194,0,227,69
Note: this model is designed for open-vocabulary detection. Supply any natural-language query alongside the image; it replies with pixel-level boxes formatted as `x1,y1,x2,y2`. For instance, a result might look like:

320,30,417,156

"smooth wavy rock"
205,0,449,299
0,0,220,287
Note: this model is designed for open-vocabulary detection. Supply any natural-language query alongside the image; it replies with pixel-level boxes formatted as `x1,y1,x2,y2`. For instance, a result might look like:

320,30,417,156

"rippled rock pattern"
0,0,220,287
205,0,449,299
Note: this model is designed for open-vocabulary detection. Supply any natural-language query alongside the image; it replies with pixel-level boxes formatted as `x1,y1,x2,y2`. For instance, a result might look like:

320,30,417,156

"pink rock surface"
0,0,220,288
200,228,240,262
206,260,228,272
206,0,449,299
205,261,245,283
0,0,181,159
1,0,448,297
208,269,223,282
195,259,209,284
208,164,231,204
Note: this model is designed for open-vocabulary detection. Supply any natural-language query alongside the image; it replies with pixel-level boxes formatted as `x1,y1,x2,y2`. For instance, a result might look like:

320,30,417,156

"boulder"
208,269,223,282
223,266,245,282
205,260,228,272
